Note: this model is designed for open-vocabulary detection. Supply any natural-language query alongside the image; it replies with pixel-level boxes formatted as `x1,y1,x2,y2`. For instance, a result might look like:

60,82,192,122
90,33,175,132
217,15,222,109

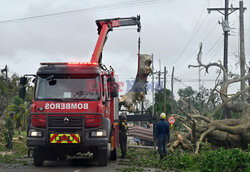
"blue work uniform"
155,119,170,157
119,120,128,158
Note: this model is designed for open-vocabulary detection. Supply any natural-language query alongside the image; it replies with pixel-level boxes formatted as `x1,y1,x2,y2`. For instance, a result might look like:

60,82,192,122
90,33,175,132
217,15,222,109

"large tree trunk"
119,54,152,111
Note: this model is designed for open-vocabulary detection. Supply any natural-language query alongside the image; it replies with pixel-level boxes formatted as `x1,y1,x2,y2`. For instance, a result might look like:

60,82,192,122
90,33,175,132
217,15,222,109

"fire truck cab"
21,62,119,166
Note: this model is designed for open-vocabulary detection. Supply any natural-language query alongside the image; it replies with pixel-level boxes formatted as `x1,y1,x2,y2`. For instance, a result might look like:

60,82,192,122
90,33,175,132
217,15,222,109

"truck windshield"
35,75,100,101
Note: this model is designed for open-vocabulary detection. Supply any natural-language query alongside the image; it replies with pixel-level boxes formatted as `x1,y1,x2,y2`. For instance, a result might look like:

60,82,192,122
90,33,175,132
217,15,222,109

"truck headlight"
28,130,43,137
91,130,106,137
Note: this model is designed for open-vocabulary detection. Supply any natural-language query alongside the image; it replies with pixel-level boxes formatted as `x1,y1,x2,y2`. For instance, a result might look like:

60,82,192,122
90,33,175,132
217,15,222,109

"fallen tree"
169,43,250,153
119,54,152,111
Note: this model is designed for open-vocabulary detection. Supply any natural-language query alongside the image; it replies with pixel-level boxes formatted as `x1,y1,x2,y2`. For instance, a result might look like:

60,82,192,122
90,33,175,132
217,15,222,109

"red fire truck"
19,16,141,167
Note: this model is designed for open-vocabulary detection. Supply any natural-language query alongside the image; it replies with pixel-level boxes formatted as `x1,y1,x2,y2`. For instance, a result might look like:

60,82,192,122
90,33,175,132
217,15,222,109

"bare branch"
195,127,215,154
228,73,250,85
187,114,213,123
201,81,220,115
189,43,228,80
215,89,235,97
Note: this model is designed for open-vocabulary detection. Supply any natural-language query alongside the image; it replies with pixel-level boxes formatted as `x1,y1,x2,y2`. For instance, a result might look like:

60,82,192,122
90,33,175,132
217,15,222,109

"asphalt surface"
0,158,120,172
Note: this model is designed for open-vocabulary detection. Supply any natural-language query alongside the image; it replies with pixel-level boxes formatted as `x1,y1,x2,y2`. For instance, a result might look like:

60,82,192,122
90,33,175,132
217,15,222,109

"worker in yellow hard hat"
119,112,128,158
155,113,170,160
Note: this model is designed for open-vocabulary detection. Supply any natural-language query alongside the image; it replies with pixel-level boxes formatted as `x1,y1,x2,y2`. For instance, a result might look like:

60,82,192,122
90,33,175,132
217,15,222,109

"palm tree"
7,97,30,132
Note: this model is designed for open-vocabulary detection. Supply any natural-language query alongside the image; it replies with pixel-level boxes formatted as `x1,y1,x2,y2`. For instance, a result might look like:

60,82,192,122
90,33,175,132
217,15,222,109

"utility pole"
163,66,167,114
151,54,155,116
141,101,144,115
207,1,246,81
239,0,246,102
248,67,250,103
171,67,175,113
151,54,157,158
224,0,229,80
198,67,201,92
158,59,161,88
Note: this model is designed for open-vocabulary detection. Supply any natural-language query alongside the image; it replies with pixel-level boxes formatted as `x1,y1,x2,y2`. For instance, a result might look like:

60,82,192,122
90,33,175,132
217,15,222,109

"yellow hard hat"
160,113,166,119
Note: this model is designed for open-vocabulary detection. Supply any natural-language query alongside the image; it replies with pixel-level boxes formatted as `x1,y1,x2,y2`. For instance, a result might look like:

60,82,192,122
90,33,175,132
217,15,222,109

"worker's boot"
120,152,125,159
160,154,164,160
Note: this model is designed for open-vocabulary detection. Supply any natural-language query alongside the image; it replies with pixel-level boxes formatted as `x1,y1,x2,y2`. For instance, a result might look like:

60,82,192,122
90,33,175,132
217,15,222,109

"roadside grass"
118,146,250,171
0,130,28,165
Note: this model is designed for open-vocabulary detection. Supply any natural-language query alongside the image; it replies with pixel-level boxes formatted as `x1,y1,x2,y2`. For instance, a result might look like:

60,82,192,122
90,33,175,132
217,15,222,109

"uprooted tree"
119,54,152,112
169,43,250,153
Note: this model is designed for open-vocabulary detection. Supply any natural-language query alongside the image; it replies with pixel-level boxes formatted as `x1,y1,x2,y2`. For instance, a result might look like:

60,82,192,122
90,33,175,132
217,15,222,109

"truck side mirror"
108,77,119,98
107,77,115,83
20,77,27,86
19,86,26,99
19,76,27,99
111,83,119,98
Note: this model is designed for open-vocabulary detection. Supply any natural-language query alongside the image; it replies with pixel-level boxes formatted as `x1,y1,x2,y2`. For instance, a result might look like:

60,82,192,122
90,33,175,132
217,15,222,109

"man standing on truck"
155,113,170,160
119,112,128,158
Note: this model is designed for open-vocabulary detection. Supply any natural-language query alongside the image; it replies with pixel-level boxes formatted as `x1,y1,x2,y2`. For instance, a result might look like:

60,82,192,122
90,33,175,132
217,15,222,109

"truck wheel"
98,149,108,166
33,149,44,167
110,149,117,160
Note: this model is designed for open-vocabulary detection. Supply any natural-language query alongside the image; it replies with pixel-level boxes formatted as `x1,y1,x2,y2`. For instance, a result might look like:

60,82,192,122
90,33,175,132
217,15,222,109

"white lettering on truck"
44,103,89,110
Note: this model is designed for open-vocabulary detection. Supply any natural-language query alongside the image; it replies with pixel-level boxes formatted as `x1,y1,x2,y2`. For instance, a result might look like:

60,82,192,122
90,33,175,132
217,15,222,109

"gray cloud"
0,0,249,97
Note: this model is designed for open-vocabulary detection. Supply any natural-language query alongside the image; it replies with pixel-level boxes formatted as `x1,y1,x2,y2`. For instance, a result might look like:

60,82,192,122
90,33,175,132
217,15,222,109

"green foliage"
199,148,250,172
0,124,7,144
0,130,28,165
0,74,18,116
120,148,250,171
147,89,176,118
7,96,31,131
178,86,195,99
200,142,213,151
0,72,33,131
177,86,222,118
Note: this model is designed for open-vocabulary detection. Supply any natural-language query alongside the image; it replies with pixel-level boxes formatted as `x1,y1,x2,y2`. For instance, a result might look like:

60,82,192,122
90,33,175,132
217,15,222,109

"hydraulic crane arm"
91,15,141,64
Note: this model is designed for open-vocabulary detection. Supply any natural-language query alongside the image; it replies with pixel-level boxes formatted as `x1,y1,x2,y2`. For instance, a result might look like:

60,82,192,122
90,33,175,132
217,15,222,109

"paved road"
0,158,120,172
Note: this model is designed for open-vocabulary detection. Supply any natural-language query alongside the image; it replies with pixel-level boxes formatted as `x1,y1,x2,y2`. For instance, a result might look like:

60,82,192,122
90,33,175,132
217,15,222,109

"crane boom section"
91,16,141,64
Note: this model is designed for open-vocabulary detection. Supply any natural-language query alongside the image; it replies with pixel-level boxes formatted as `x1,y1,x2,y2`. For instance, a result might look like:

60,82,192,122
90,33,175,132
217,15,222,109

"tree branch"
195,127,215,154
188,43,228,80
209,85,250,117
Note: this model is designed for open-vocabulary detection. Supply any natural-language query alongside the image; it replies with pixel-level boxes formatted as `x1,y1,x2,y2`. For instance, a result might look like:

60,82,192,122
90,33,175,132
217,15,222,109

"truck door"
102,75,110,118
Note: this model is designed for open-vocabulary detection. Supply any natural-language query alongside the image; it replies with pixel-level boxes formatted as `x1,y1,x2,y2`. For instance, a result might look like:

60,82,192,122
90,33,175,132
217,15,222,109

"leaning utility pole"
163,66,167,114
207,0,246,81
171,67,175,113
239,0,246,102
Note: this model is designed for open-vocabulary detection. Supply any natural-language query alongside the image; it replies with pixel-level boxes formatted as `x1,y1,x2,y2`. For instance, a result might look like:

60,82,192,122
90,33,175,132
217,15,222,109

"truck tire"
98,149,108,166
110,149,117,160
33,149,44,167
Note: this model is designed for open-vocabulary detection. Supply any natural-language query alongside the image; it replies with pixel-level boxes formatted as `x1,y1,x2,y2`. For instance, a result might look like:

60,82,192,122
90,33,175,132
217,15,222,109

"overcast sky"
0,0,249,101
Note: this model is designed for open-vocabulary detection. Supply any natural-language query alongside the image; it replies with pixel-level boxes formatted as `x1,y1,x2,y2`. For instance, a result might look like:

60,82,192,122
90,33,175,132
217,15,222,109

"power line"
0,0,169,25
178,15,240,76
169,0,210,67
175,22,220,75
